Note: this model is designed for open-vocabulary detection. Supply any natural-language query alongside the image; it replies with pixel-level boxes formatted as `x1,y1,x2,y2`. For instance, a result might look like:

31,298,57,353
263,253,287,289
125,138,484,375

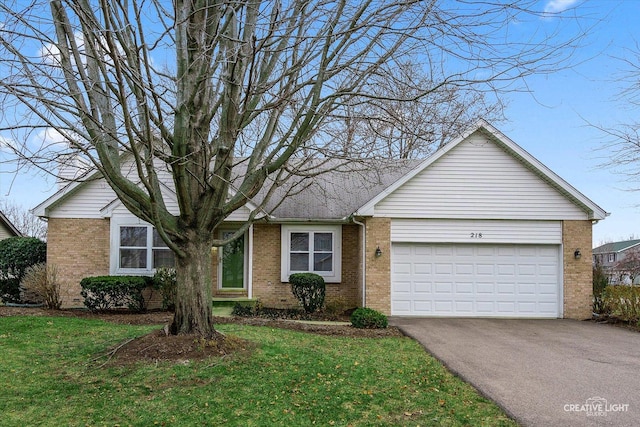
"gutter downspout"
352,216,367,308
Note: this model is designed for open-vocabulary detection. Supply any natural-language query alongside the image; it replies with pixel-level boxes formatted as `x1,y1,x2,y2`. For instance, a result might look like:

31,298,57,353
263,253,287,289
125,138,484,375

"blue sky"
0,0,638,247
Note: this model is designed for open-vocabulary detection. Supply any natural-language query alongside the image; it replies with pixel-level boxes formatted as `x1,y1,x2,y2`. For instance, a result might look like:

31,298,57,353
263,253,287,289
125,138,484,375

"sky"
0,0,638,247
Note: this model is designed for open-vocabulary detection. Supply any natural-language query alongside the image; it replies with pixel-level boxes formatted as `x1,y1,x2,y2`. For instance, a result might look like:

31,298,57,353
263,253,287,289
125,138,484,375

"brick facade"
251,224,361,310
49,216,593,318
562,220,593,319
363,217,391,314
48,218,111,308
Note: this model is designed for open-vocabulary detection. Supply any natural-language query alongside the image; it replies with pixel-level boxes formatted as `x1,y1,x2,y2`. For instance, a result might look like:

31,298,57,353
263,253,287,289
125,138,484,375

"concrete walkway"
391,318,640,427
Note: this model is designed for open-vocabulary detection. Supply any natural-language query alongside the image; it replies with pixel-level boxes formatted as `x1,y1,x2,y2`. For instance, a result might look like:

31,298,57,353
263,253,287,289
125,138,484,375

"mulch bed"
0,306,404,365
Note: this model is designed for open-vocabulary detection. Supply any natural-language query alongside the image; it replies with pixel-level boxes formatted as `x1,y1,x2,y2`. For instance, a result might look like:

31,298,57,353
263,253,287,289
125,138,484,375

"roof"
33,120,608,222
593,239,640,254
0,210,22,237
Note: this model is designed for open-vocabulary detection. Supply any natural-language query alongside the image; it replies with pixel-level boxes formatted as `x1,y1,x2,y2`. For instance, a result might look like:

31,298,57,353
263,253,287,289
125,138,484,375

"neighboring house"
0,210,22,240
33,120,608,319
593,239,640,285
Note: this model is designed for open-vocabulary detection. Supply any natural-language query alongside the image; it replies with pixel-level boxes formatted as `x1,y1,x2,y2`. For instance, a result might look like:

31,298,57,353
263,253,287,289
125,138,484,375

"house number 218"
470,233,483,238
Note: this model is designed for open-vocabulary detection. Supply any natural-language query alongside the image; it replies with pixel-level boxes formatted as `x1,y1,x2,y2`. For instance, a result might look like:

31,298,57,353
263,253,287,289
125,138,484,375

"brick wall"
48,218,110,308
562,220,593,319
251,224,360,310
363,217,391,314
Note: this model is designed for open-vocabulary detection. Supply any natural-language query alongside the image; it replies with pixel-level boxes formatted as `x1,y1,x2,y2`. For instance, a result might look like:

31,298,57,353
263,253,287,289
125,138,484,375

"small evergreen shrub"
0,237,46,303
80,276,153,312
0,278,21,304
153,267,177,311
232,302,255,316
350,307,388,329
20,263,62,309
289,273,325,313
593,264,609,315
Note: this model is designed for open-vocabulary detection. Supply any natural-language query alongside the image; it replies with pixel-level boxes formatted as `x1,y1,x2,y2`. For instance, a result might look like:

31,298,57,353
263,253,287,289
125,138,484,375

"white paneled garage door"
391,243,561,318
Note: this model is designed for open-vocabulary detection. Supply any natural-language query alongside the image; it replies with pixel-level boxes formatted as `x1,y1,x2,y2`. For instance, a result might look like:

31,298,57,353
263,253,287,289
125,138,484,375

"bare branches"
0,0,588,241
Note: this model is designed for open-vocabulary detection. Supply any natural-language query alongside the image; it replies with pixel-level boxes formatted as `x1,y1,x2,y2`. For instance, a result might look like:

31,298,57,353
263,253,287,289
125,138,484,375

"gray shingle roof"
593,239,640,254
247,159,420,220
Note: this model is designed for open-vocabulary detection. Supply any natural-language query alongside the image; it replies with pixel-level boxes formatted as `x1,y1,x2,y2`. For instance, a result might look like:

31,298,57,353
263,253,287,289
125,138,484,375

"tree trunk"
170,237,218,338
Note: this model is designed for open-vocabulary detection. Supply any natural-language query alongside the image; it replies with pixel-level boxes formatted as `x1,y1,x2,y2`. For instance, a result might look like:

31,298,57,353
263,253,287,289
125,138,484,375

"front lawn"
0,316,516,426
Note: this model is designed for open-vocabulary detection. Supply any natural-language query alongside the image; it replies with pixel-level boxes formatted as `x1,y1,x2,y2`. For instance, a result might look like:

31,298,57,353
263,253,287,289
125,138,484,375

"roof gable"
0,211,22,238
355,120,608,221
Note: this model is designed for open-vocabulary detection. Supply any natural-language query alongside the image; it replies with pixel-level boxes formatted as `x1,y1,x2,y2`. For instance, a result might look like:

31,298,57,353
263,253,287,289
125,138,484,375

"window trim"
111,217,174,275
608,253,616,263
281,224,342,283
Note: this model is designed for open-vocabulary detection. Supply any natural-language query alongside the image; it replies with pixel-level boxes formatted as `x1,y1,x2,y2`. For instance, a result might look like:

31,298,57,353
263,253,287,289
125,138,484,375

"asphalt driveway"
390,318,640,427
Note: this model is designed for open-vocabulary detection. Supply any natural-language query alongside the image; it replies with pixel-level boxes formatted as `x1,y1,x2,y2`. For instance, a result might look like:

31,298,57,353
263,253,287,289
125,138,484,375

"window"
281,225,342,282
118,225,174,271
608,253,616,263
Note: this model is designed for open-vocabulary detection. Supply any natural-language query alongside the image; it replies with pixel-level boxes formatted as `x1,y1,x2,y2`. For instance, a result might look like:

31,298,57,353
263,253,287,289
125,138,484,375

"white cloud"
34,128,69,149
544,0,579,14
39,32,85,66
0,135,17,152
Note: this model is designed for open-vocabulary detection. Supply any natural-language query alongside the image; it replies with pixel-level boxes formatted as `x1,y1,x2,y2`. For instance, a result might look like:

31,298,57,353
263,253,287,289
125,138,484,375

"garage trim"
391,242,563,318
391,219,562,245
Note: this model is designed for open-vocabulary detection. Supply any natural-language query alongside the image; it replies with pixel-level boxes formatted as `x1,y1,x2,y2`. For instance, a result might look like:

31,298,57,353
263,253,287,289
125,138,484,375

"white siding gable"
374,132,588,220
48,178,117,219
48,157,253,221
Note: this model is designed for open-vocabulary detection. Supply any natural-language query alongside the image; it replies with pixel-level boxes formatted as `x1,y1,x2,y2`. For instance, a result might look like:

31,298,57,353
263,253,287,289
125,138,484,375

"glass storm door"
220,231,245,289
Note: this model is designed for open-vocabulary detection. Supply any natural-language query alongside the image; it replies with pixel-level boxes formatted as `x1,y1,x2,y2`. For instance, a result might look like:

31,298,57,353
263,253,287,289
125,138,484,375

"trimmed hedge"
80,276,153,312
350,307,388,329
289,272,325,313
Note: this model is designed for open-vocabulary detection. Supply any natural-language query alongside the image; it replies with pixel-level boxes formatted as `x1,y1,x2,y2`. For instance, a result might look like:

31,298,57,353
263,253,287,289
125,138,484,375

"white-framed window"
115,224,175,273
281,224,342,283
608,253,616,263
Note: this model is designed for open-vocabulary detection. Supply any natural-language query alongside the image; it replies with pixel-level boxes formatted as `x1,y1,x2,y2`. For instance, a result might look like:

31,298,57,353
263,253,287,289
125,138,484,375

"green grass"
0,316,517,426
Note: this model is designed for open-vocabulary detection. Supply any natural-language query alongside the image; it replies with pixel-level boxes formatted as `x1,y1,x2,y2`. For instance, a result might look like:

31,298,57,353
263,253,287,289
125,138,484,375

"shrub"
80,276,153,312
593,264,609,315
153,267,177,311
232,302,256,316
324,296,349,316
0,278,21,304
0,237,46,303
289,273,325,313
20,263,62,309
350,307,388,329
602,285,640,323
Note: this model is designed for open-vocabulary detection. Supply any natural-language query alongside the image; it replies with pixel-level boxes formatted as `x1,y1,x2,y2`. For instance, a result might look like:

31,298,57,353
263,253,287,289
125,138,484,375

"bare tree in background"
0,0,586,337
597,42,640,185
327,62,504,159
0,199,47,240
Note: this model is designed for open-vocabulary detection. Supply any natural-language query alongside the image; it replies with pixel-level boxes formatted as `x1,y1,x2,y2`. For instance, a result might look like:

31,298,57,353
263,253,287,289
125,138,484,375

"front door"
220,231,245,289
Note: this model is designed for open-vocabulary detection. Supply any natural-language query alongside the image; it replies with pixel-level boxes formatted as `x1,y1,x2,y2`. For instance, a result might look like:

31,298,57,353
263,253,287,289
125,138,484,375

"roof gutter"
351,216,367,308
261,216,353,224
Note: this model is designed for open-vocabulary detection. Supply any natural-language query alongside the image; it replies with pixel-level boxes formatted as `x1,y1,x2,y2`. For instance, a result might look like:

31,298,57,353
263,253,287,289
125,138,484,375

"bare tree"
327,62,505,159
613,248,640,284
0,199,47,240
0,0,586,337
596,42,640,185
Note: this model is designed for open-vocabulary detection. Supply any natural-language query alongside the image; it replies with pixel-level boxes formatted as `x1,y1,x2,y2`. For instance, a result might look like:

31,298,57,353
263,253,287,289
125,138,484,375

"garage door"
391,243,560,317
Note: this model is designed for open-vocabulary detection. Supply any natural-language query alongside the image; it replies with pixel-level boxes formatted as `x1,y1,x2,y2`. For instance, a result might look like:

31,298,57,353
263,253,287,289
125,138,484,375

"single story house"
33,120,607,319
0,210,22,240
